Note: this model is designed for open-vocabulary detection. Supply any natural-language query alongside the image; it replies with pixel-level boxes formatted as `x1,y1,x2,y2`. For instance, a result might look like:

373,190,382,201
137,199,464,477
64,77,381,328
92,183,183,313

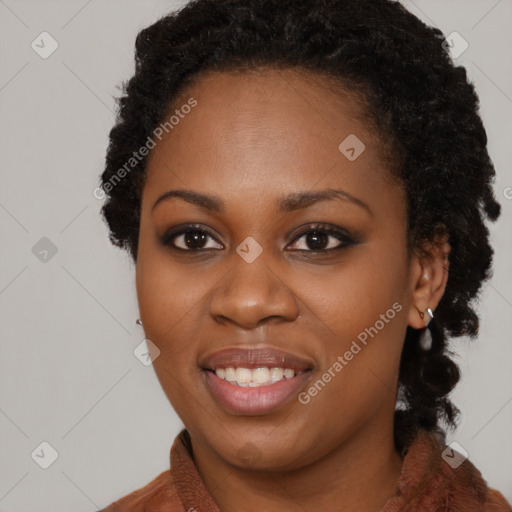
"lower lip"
202,370,312,415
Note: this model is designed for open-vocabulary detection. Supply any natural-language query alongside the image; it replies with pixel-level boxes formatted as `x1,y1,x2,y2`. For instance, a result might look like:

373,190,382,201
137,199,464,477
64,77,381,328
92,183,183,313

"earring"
414,305,434,325
419,326,433,350
136,318,143,326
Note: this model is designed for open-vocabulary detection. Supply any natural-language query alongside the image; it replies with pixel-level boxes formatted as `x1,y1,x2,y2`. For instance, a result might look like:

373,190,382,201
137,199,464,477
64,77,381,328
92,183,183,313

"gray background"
0,0,511,510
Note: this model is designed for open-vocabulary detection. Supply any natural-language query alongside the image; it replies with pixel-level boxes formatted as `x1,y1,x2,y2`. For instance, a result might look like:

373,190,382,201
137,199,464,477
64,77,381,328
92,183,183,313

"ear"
407,232,450,329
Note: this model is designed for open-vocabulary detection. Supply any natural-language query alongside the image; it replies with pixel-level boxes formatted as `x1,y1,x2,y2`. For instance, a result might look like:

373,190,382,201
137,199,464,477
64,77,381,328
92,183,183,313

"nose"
209,253,299,329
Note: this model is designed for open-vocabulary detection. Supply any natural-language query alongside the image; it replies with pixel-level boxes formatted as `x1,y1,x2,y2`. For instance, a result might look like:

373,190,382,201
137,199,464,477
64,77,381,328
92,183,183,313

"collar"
170,428,509,511
170,429,220,512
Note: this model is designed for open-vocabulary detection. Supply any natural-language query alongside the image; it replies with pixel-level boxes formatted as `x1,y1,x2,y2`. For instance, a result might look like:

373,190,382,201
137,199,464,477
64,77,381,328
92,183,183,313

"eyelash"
160,223,357,254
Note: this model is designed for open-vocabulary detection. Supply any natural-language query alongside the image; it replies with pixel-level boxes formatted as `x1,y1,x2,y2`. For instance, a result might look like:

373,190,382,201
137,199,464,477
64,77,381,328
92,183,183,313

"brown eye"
287,224,357,253
161,224,223,251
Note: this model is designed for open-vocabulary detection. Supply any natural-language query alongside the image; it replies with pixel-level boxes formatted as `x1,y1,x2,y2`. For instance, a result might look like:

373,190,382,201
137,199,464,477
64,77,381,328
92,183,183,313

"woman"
98,0,511,510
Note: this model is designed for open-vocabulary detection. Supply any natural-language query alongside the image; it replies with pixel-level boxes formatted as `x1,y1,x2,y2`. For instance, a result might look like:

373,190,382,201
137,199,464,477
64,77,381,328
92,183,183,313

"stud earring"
414,305,434,325
136,318,143,326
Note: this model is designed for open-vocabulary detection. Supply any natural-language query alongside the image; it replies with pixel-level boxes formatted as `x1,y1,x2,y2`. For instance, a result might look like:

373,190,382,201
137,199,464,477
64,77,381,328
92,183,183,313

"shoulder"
99,469,187,512
383,428,512,511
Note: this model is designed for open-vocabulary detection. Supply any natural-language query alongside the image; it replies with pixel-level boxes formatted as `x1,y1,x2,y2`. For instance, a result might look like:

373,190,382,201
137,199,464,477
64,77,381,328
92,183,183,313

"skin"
135,67,450,512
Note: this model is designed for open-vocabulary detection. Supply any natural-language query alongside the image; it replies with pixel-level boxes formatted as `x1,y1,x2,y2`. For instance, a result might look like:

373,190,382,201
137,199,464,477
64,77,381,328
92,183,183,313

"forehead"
143,67,399,213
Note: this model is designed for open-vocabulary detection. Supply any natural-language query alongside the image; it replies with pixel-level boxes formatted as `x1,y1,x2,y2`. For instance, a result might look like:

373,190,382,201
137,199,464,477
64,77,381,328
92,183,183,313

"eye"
287,223,356,253
160,223,357,254
160,224,223,251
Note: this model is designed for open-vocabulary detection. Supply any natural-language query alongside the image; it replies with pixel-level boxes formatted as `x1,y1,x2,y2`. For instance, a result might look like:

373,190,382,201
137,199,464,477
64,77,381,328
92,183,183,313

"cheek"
137,237,203,325
135,238,208,370
309,243,409,340
299,242,409,403
135,246,211,422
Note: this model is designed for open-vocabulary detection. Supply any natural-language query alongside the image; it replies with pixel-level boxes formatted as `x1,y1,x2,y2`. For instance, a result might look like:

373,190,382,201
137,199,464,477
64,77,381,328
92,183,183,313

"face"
136,68,418,471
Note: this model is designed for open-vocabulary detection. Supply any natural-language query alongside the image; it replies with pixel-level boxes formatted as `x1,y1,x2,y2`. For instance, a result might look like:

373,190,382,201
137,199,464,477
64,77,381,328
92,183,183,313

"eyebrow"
151,188,372,215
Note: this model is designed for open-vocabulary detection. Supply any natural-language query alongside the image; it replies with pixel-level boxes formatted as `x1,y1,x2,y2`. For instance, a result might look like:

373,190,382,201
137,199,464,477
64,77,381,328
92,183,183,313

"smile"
202,368,312,415
213,366,305,387
199,346,314,414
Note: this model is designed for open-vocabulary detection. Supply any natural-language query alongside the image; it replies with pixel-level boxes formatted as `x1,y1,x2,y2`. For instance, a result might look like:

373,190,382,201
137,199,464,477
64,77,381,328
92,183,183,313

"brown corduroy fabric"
100,428,511,512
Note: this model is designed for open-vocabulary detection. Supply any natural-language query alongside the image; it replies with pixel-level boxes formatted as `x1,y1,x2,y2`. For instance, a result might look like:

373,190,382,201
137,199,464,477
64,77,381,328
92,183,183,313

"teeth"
270,367,284,383
252,367,270,383
214,366,300,387
235,367,252,383
224,367,236,382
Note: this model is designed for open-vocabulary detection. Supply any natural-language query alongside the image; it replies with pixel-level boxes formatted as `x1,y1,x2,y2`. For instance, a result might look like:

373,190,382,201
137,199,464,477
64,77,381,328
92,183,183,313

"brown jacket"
100,428,511,511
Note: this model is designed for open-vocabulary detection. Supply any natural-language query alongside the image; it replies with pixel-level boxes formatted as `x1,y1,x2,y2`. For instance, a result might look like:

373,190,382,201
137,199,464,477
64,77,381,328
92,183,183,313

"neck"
191,417,404,512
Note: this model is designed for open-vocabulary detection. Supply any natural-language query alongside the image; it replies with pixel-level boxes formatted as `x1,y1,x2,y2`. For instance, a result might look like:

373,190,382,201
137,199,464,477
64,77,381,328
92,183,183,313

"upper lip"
200,346,314,372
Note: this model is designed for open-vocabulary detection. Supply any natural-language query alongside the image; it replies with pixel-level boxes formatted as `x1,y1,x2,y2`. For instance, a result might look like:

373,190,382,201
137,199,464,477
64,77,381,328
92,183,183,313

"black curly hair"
99,0,501,454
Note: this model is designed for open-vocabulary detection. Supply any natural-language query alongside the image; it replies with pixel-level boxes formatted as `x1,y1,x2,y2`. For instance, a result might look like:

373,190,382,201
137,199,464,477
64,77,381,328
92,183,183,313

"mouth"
199,346,314,415
205,366,307,386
